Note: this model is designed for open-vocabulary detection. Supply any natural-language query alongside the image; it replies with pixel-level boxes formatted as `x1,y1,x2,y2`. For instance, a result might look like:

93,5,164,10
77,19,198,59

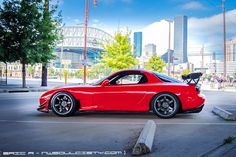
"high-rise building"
133,32,142,57
226,37,236,62
144,43,156,57
174,15,188,64
161,50,174,63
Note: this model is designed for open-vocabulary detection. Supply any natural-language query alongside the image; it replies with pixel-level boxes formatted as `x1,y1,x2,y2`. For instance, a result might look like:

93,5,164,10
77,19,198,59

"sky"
56,0,236,60
58,0,235,29
1,0,235,60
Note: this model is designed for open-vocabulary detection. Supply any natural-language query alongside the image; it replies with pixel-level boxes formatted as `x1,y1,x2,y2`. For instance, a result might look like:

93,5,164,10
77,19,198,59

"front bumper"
37,101,49,113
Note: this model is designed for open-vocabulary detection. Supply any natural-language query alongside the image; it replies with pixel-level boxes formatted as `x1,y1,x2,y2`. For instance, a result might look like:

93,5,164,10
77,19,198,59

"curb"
0,88,51,93
202,89,236,92
200,138,236,157
132,120,156,156
212,106,236,121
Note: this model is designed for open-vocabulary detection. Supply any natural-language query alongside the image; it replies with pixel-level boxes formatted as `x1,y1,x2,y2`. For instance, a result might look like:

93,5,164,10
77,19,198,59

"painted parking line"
0,119,236,125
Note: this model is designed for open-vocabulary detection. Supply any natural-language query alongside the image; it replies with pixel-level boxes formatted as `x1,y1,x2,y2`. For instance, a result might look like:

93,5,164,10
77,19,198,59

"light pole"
166,20,172,76
83,0,89,84
172,51,175,77
83,0,97,84
222,0,226,77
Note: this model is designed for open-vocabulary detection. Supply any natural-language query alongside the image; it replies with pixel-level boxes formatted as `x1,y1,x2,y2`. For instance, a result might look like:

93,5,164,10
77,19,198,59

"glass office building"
133,32,142,57
174,15,188,64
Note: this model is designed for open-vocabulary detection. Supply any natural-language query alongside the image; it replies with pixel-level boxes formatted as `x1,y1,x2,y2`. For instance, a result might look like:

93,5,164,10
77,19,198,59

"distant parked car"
38,69,205,119
34,76,40,79
48,76,58,79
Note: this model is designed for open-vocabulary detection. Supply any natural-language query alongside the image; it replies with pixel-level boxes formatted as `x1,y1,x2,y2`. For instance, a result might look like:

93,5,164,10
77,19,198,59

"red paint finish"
39,69,205,114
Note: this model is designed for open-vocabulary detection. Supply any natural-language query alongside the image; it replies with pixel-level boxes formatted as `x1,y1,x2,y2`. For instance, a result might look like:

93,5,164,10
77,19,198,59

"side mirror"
101,79,110,87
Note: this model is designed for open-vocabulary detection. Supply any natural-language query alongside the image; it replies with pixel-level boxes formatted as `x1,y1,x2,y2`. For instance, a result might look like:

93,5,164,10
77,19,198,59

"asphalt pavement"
0,91,235,156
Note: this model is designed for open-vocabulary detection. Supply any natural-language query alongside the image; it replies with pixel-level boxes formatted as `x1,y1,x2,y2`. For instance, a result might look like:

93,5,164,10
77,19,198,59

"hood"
53,83,93,89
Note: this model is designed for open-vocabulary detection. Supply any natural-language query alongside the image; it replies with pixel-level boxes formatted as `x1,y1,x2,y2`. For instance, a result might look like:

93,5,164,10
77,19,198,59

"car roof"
115,69,152,74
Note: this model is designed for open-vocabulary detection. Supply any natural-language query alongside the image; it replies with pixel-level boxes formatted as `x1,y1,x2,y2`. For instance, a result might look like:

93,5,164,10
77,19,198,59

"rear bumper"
184,104,204,113
182,92,205,113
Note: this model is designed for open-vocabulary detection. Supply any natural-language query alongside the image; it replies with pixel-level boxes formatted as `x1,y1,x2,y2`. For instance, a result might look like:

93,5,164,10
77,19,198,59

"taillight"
196,84,201,92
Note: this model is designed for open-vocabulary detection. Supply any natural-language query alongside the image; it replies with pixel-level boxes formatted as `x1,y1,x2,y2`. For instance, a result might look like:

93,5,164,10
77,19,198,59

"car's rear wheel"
151,93,180,118
51,92,77,117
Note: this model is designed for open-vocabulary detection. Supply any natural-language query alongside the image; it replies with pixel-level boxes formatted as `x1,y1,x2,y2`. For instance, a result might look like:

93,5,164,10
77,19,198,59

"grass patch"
224,136,236,144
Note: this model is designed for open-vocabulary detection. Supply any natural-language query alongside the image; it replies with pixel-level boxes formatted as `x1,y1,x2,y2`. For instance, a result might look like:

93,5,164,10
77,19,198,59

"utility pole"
83,0,89,84
83,0,97,84
167,20,171,76
201,44,204,71
172,51,175,77
222,0,226,77
213,52,217,73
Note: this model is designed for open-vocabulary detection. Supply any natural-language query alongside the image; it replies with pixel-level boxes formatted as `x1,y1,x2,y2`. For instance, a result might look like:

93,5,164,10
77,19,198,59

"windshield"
90,76,108,85
153,72,182,83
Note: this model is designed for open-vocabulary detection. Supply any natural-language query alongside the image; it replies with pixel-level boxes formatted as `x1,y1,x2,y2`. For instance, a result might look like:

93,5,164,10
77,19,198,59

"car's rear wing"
181,72,202,85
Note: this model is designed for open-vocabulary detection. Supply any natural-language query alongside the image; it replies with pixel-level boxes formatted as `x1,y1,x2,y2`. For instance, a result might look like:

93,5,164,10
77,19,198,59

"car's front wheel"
51,92,77,117
151,93,180,118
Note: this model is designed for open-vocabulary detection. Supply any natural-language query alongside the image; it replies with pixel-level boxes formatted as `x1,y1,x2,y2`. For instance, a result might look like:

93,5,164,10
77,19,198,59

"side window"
115,74,145,85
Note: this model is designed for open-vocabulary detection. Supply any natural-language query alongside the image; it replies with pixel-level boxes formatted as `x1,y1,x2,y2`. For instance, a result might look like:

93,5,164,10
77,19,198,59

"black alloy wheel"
151,93,180,118
51,92,77,116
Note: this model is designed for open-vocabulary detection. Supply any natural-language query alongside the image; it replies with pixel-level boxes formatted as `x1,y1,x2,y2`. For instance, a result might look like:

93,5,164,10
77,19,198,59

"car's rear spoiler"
181,72,202,85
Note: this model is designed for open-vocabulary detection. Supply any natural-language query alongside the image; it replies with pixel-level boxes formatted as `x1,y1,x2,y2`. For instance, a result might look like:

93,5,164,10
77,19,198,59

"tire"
151,93,180,119
50,91,78,117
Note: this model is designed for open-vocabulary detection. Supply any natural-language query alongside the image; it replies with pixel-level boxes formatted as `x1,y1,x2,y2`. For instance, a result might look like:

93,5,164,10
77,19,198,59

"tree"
27,65,35,78
90,63,112,79
39,0,61,87
181,69,191,76
0,44,17,85
75,70,82,79
48,67,56,76
145,54,166,73
101,31,138,72
0,0,25,85
0,0,61,88
0,0,43,87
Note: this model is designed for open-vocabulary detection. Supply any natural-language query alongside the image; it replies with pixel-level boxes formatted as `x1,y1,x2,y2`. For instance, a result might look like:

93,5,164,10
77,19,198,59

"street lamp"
166,20,173,76
222,0,226,77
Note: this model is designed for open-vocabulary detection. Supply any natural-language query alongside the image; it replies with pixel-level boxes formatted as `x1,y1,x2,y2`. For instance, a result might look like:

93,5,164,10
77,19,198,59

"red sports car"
38,69,205,118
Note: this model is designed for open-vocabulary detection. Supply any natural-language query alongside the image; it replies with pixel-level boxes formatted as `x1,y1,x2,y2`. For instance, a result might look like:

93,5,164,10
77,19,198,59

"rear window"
153,72,182,83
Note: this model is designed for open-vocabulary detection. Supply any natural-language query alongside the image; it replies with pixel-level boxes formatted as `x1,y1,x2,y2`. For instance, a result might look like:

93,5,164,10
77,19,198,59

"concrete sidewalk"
0,85,53,93
0,77,92,93
201,84,236,92
0,77,82,93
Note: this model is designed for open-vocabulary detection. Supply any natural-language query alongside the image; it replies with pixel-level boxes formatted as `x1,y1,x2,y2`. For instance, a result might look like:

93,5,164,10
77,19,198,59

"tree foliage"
36,0,61,64
0,0,61,87
181,69,191,76
90,63,112,78
27,65,35,78
145,54,166,73
101,31,138,72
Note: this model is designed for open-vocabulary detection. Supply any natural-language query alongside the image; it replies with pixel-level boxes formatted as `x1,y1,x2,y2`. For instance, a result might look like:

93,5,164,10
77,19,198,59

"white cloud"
141,9,236,66
188,9,236,54
73,19,80,24
92,19,99,23
180,1,206,10
142,20,174,55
